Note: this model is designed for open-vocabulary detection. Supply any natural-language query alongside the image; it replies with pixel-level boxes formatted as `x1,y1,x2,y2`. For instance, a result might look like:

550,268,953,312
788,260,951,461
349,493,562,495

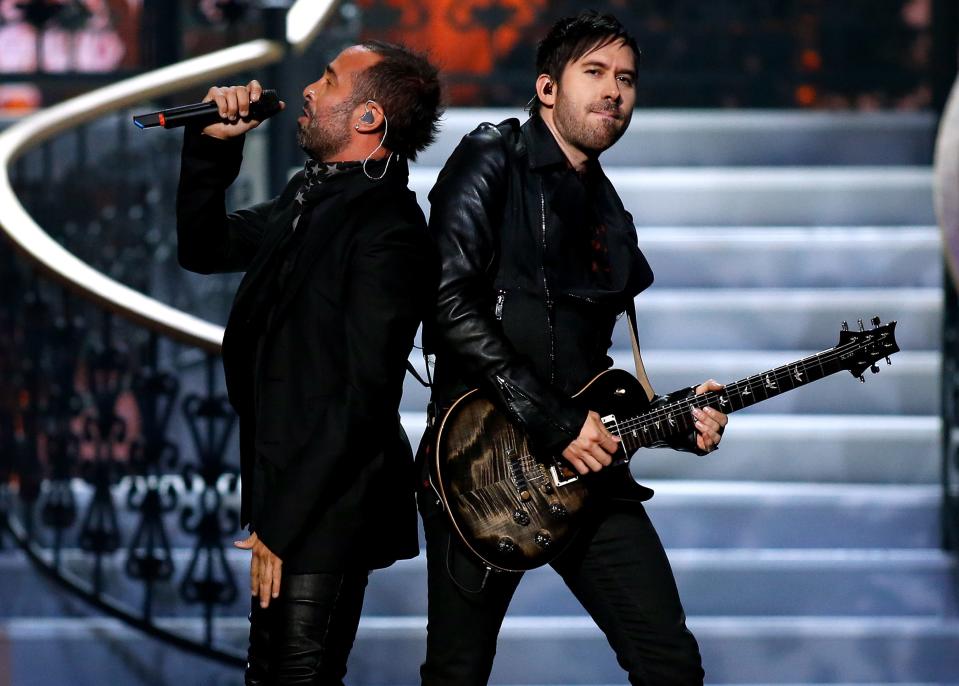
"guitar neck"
613,345,858,453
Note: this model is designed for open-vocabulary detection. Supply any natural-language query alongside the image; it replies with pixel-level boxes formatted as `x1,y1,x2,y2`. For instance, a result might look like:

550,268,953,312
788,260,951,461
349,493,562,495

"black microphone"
133,90,282,129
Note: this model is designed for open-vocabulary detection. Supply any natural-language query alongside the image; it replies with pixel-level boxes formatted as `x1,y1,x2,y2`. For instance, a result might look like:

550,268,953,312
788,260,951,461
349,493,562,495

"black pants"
419,500,704,686
245,571,368,685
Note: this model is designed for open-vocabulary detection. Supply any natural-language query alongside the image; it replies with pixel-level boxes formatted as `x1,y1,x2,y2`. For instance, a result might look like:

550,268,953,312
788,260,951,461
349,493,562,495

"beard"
554,96,629,155
296,98,355,160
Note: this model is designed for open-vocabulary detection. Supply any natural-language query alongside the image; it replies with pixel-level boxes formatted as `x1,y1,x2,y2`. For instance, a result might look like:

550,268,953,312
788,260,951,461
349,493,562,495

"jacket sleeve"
175,127,275,274
428,124,586,454
254,219,434,557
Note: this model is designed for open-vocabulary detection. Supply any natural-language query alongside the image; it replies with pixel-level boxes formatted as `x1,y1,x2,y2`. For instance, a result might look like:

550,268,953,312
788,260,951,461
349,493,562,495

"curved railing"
0,40,280,351
936,74,959,552
0,0,339,666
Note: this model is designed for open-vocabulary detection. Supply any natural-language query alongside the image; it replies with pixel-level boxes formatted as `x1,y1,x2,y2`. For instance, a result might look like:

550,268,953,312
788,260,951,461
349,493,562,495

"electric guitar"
432,318,900,572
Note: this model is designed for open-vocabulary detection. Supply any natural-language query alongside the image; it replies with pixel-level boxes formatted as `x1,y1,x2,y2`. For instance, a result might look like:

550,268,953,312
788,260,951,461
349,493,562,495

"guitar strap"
625,300,656,402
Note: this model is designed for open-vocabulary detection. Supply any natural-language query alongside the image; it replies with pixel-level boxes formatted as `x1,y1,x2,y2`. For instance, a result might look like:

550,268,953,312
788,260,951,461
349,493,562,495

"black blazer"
176,130,433,571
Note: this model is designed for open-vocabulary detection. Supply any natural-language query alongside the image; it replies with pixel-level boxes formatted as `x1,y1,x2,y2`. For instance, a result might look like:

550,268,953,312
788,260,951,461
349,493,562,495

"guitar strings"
599,336,870,443
497,334,889,477
613,335,887,440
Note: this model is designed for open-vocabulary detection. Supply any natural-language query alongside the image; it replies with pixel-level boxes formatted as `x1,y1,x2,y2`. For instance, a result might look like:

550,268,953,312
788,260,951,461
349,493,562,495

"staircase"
0,109,951,685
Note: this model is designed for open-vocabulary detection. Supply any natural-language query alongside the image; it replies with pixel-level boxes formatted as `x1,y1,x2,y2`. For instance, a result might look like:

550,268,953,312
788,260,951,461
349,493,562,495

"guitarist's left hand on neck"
691,379,728,453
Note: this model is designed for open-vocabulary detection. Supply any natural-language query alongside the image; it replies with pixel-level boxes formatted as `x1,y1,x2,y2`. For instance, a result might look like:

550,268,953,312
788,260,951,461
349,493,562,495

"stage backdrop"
356,0,934,109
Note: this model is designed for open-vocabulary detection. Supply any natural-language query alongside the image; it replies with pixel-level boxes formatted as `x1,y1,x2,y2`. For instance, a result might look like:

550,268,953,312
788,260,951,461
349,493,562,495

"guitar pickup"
550,464,579,487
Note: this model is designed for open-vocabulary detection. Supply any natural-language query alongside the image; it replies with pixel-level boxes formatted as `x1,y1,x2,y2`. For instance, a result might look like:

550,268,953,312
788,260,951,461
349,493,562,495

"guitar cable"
446,537,494,593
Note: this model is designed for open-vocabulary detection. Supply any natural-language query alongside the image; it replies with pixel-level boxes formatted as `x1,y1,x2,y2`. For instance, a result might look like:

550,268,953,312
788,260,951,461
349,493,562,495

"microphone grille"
251,90,282,119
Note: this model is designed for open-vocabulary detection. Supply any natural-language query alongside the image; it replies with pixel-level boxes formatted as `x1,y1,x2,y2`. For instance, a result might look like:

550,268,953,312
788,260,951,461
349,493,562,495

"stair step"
4,539,953,620
2,614,957,684
410,167,935,226
401,350,938,416
416,109,936,168
617,349,937,416
645,481,943,549
5,481,940,580
411,287,941,354
364,549,958,619
617,287,939,351
636,226,941,288
401,413,940,483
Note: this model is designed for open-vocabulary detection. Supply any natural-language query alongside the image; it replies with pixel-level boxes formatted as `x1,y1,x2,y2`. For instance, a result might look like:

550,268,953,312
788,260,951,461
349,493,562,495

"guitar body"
433,369,649,572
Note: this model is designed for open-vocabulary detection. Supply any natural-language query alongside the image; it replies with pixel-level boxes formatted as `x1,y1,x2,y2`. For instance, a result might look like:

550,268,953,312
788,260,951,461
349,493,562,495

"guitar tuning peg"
885,357,892,366
870,364,880,374
859,375,865,383
842,321,849,332
858,319,865,332
871,316,881,327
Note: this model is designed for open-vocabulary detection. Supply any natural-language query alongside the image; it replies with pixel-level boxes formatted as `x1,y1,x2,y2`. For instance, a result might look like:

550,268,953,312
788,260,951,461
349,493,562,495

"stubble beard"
297,99,355,161
554,96,629,155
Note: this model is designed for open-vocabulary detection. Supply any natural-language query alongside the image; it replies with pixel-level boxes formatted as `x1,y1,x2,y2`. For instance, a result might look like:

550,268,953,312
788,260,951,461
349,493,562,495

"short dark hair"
350,41,444,161
531,11,641,114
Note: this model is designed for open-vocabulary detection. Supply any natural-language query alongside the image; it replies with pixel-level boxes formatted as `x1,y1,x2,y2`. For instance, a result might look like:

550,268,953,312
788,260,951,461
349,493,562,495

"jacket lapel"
230,172,305,320
265,184,348,332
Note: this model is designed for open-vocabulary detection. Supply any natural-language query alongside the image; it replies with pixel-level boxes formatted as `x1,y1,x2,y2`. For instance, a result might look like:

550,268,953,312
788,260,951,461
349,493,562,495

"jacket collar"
523,114,570,171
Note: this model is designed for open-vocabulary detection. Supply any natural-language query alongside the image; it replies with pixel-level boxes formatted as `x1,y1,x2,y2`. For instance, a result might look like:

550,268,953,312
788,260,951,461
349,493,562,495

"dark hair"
350,40,444,161
531,11,641,114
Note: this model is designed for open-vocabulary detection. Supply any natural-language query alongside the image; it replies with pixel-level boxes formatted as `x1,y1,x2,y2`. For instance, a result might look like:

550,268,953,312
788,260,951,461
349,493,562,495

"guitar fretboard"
609,331,893,455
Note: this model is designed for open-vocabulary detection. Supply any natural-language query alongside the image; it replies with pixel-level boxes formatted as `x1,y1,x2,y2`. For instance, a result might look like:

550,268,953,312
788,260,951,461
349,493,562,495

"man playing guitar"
417,11,727,685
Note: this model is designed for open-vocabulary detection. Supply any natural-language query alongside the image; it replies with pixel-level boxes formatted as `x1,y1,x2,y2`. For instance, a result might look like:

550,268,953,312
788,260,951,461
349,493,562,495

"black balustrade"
0,96,274,664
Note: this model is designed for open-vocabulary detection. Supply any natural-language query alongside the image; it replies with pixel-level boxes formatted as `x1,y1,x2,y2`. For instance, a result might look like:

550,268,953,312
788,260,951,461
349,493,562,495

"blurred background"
0,0,943,110
0,1,956,684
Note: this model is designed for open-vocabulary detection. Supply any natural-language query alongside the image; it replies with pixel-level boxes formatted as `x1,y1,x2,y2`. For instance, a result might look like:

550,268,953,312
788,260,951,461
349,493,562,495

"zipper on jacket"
539,188,557,384
494,290,506,320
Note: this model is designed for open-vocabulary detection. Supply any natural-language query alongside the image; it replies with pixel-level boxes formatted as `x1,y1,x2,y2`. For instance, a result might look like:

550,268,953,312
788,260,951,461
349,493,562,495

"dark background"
0,0,954,113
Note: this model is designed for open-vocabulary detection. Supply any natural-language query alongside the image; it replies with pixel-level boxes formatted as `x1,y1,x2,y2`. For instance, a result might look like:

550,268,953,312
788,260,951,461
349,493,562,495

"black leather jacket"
425,114,702,459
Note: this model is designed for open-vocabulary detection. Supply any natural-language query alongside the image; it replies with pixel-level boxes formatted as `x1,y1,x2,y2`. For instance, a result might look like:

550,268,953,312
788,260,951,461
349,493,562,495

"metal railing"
936,74,959,552
0,0,340,666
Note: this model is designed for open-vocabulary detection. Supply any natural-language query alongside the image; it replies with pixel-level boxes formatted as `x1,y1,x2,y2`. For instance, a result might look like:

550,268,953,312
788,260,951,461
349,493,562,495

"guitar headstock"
837,316,900,381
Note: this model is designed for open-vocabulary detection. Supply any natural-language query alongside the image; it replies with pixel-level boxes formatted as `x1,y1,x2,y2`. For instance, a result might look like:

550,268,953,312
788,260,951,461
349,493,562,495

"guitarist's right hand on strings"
562,410,621,474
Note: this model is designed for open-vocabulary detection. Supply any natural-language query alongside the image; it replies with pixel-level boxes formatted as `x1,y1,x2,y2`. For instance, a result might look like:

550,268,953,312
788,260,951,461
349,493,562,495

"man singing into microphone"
175,42,442,684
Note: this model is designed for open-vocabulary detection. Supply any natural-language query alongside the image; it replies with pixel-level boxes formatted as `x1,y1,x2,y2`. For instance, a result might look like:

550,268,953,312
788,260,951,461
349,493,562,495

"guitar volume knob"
534,529,552,549
548,503,568,520
512,510,531,526
497,537,516,554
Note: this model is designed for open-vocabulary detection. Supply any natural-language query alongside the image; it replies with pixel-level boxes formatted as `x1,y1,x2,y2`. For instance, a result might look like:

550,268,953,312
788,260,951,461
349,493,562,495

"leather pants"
245,571,369,685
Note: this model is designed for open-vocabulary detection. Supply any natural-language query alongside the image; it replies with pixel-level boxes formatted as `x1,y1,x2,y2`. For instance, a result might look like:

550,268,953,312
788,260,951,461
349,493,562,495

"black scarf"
292,159,363,230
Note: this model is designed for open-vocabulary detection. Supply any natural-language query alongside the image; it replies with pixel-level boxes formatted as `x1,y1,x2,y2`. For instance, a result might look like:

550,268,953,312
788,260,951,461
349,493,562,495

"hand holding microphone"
200,80,284,139
132,80,285,139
